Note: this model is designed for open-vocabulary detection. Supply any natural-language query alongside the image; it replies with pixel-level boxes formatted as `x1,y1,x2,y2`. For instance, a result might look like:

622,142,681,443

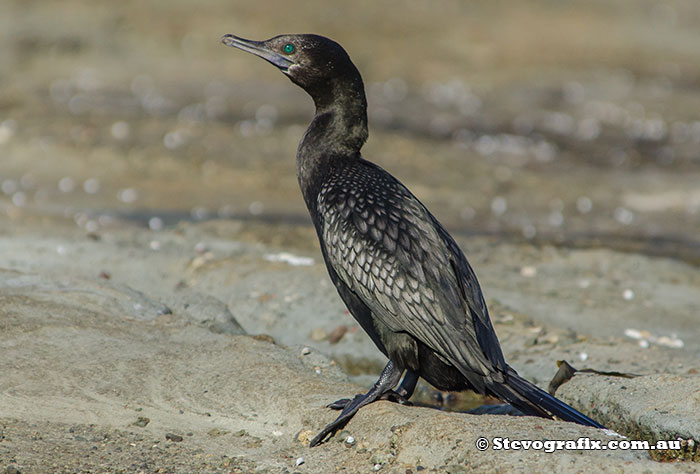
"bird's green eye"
283,43,295,54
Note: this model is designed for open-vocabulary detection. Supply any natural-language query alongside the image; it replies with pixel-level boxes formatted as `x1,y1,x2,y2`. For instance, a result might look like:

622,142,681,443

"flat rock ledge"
0,274,697,472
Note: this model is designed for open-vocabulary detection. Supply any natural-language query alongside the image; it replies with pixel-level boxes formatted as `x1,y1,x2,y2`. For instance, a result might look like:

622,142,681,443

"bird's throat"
293,66,369,229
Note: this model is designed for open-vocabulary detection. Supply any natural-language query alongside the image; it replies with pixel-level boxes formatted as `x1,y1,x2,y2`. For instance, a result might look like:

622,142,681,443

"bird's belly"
416,340,472,392
373,316,472,392
371,316,420,370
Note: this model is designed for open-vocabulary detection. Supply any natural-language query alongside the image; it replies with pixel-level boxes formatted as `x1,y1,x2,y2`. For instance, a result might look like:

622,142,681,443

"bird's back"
316,158,507,390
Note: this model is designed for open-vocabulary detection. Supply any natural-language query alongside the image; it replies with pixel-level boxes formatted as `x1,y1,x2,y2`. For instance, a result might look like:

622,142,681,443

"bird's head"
221,33,361,100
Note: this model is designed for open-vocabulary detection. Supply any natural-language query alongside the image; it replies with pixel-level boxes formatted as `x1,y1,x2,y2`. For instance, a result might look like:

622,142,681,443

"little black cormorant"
221,33,605,446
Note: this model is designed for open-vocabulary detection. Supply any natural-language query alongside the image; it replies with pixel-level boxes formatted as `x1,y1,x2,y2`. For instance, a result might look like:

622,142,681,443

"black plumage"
222,33,604,446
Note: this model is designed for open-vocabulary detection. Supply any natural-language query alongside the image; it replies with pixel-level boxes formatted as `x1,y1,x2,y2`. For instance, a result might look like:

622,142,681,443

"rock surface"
0,217,698,472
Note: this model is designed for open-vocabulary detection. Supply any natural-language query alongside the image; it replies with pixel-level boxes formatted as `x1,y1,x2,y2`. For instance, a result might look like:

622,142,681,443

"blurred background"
1,0,699,259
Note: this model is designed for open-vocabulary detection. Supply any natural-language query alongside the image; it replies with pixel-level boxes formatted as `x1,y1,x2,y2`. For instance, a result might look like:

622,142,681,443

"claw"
309,361,404,447
309,426,334,447
327,397,353,410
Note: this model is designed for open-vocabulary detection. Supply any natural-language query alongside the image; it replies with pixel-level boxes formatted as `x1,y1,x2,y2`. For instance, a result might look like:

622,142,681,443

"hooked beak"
221,34,295,72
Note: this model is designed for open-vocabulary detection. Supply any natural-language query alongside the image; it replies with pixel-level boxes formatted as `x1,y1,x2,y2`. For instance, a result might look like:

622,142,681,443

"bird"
221,33,605,447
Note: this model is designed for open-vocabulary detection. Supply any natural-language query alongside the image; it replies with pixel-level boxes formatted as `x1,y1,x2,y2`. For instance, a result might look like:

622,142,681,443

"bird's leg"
310,360,403,447
327,368,418,410
381,369,418,404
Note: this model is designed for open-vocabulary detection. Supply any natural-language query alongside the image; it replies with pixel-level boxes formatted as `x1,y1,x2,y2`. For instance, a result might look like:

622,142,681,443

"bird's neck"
306,74,368,153
296,75,368,216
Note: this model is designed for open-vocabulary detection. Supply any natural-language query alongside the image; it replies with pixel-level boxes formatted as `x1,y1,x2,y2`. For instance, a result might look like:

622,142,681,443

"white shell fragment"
263,252,314,266
624,328,683,349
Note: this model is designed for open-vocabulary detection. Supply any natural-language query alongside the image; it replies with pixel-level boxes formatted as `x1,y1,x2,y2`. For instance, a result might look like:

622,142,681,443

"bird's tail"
486,367,605,429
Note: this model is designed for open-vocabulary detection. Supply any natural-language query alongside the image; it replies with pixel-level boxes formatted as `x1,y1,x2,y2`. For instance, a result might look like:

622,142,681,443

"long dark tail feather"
487,368,605,429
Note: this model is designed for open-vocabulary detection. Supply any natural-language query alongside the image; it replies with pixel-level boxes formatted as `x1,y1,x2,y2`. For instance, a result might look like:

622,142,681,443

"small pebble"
614,207,634,225
249,201,264,215
519,266,537,277
58,177,75,193
1,179,17,195
576,196,592,213
165,433,183,442
207,428,229,437
111,121,130,140
84,220,98,233
133,416,150,427
295,457,304,466
301,347,311,355
490,196,507,216
328,325,348,344
83,178,100,194
117,187,138,203
296,429,314,445
309,327,327,341
148,216,163,231
521,224,536,239
622,289,634,300
253,334,276,344
191,206,209,220
657,335,684,349
12,191,27,207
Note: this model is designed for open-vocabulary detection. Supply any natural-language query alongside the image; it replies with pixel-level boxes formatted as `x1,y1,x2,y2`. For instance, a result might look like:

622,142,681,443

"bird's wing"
318,159,506,381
